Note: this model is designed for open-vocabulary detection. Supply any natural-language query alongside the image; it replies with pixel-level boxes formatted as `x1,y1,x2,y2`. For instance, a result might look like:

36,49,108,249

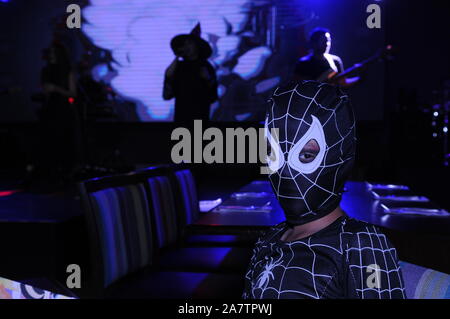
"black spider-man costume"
243,81,405,299
243,215,405,299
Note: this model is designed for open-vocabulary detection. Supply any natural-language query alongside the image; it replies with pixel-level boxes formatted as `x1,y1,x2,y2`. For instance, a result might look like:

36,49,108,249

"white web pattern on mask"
266,82,355,217
244,219,406,299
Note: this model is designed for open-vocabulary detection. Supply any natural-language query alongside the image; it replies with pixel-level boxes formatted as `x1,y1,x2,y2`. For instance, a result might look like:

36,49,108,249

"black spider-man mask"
265,81,356,226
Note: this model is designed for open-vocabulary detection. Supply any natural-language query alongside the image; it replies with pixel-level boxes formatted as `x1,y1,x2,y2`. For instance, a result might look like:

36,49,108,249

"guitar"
317,45,395,84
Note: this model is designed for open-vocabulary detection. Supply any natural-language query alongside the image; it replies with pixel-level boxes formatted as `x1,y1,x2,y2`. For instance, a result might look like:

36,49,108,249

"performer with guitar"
294,28,368,88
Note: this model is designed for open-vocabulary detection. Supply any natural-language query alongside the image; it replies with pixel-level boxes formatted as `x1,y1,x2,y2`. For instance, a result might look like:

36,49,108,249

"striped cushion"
175,169,199,225
147,176,179,249
89,183,153,287
400,261,450,299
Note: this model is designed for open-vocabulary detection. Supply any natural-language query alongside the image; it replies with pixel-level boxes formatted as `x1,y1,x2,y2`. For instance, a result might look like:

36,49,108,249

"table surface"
0,192,81,223
195,180,450,235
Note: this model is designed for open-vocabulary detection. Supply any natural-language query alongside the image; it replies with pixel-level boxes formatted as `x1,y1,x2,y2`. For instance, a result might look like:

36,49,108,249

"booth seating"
78,166,251,298
139,167,252,273
400,261,450,299
151,166,261,248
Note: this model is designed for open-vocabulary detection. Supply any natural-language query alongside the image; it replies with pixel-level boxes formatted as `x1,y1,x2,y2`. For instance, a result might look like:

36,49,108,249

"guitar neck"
332,53,380,81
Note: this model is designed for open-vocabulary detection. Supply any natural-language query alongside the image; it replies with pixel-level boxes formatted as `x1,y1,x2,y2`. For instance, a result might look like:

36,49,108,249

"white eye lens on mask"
265,118,285,173
287,115,326,174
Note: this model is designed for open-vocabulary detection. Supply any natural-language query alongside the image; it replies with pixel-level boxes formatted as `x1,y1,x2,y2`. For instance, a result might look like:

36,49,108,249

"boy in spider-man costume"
243,81,406,299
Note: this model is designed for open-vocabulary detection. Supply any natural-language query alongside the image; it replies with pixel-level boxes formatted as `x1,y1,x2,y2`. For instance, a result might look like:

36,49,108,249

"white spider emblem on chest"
254,253,284,290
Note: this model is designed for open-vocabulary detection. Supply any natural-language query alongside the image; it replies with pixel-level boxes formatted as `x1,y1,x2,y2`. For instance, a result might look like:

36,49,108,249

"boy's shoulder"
341,217,393,250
